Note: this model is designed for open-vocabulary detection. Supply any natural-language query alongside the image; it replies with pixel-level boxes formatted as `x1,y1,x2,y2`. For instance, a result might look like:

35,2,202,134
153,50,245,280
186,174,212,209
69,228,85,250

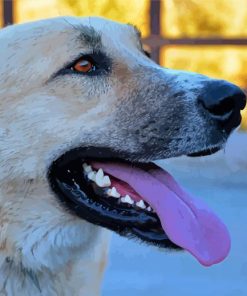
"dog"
0,16,245,295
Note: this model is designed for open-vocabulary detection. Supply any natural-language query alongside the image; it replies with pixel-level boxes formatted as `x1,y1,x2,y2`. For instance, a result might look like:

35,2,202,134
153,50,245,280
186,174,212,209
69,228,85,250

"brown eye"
72,58,95,73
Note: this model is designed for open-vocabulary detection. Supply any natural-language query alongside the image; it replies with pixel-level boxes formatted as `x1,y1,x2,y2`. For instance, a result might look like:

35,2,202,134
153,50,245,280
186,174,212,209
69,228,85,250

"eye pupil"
73,58,95,73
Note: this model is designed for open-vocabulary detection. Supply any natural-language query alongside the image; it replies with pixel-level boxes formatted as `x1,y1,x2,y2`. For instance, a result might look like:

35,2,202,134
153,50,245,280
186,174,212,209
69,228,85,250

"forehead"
68,16,141,52
0,16,143,86
2,16,139,52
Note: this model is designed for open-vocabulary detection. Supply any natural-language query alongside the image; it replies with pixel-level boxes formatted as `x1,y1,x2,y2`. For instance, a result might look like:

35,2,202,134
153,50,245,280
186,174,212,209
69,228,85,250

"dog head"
0,17,245,271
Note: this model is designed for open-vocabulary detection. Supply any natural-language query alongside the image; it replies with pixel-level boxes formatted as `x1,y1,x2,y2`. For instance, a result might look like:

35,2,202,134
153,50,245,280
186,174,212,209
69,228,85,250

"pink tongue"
92,162,231,266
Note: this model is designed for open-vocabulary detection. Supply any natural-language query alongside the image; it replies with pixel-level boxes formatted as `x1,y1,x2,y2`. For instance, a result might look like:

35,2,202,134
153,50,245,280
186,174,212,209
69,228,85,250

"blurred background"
1,1,247,295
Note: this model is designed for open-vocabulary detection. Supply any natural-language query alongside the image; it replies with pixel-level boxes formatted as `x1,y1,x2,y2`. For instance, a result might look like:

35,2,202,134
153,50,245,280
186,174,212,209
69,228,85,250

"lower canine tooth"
95,169,111,187
102,176,111,187
96,175,111,187
83,163,92,173
121,195,134,204
147,206,152,211
88,171,96,182
136,200,146,209
95,169,105,186
96,168,104,179
107,187,120,198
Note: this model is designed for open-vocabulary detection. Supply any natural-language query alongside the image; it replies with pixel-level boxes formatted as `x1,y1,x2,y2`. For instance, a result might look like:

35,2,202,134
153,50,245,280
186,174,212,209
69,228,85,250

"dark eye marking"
71,56,96,73
53,51,112,78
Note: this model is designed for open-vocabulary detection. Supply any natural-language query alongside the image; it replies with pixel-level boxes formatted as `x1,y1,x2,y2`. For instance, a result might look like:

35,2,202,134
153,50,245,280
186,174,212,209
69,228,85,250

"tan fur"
0,16,122,296
0,15,234,296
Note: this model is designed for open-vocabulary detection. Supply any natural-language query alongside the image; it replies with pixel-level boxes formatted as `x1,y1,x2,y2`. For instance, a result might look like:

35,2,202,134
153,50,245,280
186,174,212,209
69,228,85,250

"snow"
102,131,247,296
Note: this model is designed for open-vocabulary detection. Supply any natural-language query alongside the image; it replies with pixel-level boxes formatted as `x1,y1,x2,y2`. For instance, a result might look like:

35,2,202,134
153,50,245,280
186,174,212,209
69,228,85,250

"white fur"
0,15,240,295
0,16,120,296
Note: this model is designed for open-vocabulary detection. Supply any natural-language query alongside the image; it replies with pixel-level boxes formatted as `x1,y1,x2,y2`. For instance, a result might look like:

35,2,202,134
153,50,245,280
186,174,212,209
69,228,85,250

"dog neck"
0,180,110,296
0,257,73,295
0,230,109,296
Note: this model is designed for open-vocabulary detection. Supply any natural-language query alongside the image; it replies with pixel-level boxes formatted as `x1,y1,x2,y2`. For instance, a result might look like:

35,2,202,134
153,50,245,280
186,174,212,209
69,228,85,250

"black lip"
187,146,221,157
48,150,181,250
47,144,223,250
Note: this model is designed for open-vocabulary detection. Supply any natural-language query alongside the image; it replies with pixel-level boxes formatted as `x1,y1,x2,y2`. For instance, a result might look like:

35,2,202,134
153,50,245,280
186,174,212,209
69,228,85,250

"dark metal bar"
143,36,247,48
3,0,14,26
150,0,160,35
150,0,161,63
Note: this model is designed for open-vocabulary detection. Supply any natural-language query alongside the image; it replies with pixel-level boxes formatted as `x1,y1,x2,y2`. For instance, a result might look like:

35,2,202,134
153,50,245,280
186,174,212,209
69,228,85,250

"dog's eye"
57,52,110,77
71,58,96,73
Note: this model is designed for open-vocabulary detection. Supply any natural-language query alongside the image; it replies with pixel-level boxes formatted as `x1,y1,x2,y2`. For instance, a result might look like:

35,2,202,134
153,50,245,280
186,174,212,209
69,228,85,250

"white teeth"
136,200,146,209
87,171,96,182
95,168,111,187
83,163,92,173
102,175,111,187
86,167,111,187
85,164,149,210
96,168,104,179
121,195,134,205
107,187,120,198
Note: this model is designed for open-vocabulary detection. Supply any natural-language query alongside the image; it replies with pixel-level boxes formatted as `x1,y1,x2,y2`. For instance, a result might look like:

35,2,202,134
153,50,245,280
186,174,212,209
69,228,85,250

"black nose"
199,80,246,133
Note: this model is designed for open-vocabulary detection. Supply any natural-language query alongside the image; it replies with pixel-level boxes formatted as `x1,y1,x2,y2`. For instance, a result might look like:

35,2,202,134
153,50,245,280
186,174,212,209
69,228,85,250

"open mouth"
48,146,230,267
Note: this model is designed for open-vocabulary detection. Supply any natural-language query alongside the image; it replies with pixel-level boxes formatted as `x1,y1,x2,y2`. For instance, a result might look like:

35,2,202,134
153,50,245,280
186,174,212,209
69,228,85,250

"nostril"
199,80,246,123
201,95,235,118
198,79,246,133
